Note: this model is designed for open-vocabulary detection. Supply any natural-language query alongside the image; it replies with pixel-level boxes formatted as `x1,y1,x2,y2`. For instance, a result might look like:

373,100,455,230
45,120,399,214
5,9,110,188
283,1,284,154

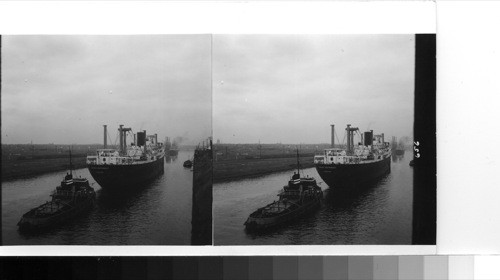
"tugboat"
86,124,165,189
244,150,323,231
18,151,96,231
183,159,193,168
314,124,391,188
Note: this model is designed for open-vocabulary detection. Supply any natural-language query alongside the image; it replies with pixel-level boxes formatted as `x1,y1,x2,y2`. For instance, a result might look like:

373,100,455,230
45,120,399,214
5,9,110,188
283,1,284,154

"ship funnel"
330,124,335,148
137,131,146,146
364,131,373,146
103,125,107,148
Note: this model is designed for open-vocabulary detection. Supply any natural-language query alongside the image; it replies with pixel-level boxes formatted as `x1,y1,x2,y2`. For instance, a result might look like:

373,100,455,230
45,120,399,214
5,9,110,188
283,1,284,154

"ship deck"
262,199,299,214
33,201,70,216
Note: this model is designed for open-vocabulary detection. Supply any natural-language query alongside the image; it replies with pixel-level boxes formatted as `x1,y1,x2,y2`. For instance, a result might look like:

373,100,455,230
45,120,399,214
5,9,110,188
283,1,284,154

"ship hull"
315,155,391,188
245,199,321,231
88,156,164,190
18,197,95,232
168,150,179,156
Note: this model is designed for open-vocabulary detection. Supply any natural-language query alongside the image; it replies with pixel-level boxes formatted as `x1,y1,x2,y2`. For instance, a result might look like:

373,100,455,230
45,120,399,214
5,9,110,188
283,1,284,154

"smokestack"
381,133,385,145
143,130,147,154
119,125,124,153
103,125,107,149
330,124,335,148
155,133,158,145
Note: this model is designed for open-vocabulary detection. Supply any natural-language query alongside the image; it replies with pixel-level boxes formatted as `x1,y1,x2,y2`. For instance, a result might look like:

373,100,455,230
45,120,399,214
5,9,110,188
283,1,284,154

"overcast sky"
1,35,211,145
213,35,415,144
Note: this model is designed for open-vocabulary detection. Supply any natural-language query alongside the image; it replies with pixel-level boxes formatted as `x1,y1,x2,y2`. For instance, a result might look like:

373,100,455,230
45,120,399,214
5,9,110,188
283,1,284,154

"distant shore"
213,156,315,183
2,156,87,182
2,144,101,182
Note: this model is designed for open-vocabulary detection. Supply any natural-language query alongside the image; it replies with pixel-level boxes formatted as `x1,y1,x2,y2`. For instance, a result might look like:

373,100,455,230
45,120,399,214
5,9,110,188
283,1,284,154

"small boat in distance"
244,150,323,231
18,151,96,231
168,142,179,157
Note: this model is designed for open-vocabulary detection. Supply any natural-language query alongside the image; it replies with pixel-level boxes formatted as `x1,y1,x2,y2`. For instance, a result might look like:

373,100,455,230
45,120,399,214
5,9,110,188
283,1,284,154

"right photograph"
212,34,436,245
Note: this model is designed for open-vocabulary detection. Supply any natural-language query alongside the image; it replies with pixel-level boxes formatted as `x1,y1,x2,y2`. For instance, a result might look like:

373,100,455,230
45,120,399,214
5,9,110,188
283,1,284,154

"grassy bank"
2,144,101,182
1,156,87,182
214,156,315,183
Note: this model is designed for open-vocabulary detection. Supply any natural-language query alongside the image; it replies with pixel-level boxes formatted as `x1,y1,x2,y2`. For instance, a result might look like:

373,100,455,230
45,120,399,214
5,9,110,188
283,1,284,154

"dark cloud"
213,34,415,144
2,35,212,145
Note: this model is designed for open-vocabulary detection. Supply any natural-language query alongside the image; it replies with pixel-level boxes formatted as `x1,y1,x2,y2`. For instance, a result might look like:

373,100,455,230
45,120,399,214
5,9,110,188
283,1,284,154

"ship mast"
345,124,359,155
69,148,73,176
296,148,300,176
330,124,335,148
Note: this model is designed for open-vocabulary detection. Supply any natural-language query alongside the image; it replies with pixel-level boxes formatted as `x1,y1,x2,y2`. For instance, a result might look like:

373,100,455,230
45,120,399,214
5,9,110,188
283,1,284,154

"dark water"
2,150,194,245
214,152,413,245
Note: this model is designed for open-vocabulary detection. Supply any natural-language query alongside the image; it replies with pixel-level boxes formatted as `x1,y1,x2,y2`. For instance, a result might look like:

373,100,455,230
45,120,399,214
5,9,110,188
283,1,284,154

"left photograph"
1,35,213,245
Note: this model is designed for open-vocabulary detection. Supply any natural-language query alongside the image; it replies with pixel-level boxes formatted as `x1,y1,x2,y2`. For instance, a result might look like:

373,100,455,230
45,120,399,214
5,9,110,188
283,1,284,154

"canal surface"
2,150,194,245
214,152,413,245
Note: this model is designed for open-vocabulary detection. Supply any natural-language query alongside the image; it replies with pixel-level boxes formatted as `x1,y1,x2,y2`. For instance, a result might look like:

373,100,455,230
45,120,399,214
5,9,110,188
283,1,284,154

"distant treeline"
2,144,104,161
13,153,88,161
213,143,330,162
235,152,316,160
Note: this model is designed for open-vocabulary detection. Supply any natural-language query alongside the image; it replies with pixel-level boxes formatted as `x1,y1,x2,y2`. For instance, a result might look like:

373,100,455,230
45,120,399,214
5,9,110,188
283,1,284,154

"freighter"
165,136,179,156
314,124,391,188
86,125,165,189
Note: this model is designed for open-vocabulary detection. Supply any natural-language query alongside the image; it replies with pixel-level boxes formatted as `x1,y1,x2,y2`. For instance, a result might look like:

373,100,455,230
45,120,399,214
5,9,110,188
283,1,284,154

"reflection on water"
392,153,405,163
214,151,413,245
2,150,194,245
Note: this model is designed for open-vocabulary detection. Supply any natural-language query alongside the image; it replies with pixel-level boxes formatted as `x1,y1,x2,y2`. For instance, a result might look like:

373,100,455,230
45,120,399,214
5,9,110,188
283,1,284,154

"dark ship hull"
18,197,95,231
168,149,179,156
395,149,405,156
88,156,164,189
315,155,391,188
245,199,321,231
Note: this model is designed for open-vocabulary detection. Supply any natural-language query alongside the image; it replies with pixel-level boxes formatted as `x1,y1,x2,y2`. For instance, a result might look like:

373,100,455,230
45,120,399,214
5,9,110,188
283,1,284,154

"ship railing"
88,155,155,165
262,201,296,214
313,157,325,164
53,189,93,197
319,154,374,165
278,190,301,197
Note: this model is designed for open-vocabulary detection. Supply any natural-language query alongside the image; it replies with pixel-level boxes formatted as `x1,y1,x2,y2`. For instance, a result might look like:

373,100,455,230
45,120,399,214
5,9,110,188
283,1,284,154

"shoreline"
213,156,315,183
1,157,87,182
3,154,318,184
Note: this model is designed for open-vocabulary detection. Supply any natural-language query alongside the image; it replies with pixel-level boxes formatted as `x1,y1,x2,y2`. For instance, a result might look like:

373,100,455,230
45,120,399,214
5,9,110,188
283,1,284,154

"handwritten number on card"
414,141,420,158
